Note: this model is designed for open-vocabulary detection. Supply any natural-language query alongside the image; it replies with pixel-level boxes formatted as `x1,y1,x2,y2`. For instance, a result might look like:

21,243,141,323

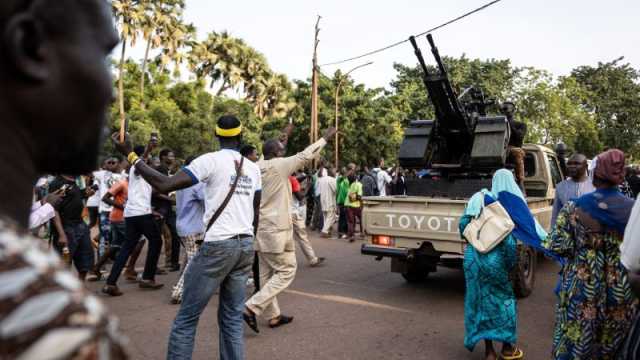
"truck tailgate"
362,196,467,254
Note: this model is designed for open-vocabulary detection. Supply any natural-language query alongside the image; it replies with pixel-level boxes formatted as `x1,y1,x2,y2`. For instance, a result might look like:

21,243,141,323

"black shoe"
139,280,164,290
102,285,123,297
243,309,260,333
269,315,294,328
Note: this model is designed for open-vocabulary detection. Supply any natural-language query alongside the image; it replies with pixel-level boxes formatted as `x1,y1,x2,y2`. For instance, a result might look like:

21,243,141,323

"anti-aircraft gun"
398,34,511,197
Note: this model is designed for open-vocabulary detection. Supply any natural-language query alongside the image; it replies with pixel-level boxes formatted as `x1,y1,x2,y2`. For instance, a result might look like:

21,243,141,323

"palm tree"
138,0,187,108
112,0,144,131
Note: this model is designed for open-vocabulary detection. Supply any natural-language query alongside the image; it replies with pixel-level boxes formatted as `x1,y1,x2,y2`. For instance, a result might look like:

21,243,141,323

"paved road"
86,232,561,360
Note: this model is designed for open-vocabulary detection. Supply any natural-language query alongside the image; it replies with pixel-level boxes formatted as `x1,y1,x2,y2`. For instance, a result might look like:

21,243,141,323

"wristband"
127,152,139,164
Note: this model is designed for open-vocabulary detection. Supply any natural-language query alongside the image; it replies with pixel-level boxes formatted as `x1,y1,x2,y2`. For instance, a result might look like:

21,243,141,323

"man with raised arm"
243,126,337,333
112,115,262,360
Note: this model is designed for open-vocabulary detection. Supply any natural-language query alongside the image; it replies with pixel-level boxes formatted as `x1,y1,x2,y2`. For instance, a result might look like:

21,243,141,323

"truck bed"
362,195,552,256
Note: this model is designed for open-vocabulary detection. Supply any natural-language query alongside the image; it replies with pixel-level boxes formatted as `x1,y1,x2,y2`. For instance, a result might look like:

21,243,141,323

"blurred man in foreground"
0,0,125,358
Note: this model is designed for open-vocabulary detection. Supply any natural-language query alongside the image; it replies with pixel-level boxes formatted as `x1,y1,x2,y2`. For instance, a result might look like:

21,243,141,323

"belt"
229,234,253,240
196,234,252,245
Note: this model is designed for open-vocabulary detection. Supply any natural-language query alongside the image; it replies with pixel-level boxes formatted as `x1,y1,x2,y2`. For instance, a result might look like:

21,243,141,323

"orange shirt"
108,179,128,223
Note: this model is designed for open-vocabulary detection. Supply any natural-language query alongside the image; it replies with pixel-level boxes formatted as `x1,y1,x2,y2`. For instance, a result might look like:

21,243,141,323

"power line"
319,0,503,67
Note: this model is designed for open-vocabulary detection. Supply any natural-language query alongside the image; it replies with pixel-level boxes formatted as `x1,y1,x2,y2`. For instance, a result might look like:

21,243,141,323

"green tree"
569,58,640,155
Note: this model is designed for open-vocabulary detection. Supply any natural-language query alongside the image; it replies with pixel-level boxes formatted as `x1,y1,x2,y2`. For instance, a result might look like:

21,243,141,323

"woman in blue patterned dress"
544,149,637,359
460,169,548,360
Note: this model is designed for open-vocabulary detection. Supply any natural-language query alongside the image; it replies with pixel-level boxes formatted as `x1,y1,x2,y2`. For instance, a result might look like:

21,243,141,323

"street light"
334,61,373,168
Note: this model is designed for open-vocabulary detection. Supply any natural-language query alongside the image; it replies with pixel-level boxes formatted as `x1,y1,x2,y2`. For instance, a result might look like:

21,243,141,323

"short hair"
262,139,281,158
111,154,123,162
159,148,173,159
133,145,146,157
240,145,256,158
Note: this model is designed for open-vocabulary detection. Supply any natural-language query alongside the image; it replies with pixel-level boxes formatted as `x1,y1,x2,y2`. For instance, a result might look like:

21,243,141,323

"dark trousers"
107,214,162,285
338,205,348,235
55,222,94,273
252,252,260,293
347,207,362,237
157,210,181,267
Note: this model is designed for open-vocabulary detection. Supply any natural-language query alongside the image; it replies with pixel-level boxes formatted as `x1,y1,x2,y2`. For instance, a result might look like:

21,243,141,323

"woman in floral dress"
545,149,638,359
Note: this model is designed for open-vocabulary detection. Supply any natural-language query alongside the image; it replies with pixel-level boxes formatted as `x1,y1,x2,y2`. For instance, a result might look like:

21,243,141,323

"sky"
130,0,640,89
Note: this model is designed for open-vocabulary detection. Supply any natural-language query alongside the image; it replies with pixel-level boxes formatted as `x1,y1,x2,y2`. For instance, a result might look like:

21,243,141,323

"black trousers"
157,210,181,267
107,214,162,285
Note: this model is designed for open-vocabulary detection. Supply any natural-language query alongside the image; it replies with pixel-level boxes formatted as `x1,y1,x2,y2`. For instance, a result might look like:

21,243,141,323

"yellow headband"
215,125,242,137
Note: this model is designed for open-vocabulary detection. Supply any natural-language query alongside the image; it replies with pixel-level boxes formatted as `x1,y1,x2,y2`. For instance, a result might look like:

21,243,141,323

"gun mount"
398,35,510,178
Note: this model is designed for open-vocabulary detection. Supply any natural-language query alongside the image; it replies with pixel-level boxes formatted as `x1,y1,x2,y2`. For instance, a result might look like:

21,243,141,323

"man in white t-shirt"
374,158,392,196
111,115,262,360
96,157,121,258
102,145,164,295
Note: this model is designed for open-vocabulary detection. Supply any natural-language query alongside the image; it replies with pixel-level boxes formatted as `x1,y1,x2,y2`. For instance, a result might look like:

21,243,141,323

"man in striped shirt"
551,153,595,228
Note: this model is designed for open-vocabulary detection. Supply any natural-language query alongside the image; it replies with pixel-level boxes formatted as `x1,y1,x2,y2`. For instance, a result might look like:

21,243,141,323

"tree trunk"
139,37,152,109
118,38,127,141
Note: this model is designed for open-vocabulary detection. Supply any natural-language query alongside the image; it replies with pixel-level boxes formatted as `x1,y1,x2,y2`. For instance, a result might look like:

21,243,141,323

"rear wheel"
512,245,536,298
399,259,432,283
401,268,430,283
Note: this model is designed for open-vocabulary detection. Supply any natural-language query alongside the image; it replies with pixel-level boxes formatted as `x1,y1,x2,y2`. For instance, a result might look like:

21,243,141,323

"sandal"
500,347,523,360
268,315,294,328
243,309,259,333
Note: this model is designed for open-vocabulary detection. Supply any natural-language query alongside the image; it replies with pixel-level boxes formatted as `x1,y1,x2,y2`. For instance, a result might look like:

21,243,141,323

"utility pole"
310,16,321,147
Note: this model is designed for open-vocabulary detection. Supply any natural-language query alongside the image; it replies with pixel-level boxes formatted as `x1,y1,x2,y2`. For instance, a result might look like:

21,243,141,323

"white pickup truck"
361,144,564,298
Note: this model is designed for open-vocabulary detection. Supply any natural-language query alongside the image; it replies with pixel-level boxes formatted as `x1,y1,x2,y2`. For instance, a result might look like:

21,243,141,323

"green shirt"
336,177,350,205
345,181,363,208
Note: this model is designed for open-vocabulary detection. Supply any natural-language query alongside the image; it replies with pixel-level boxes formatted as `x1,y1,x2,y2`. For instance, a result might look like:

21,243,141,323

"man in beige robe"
244,127,337,331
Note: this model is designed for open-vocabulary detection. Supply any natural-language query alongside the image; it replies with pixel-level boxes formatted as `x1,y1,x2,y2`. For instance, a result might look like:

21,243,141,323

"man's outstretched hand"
111,132,133,157
322,127,338,142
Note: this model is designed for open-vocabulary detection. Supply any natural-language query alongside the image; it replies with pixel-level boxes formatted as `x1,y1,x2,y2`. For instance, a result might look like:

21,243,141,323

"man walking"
318,167,338,237
96,156,121,260
551,153,595,228
89,174,129,281
336,168,351,239
345,173,364,242
102,145,165,295
0,1,126,357
155,148,181,272
170,156,206,304
291,174,325,266
244,126,336,332
112,115,262,360
49,175,96,281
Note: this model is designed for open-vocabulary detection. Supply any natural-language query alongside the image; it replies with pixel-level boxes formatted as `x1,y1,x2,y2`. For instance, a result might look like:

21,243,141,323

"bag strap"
205,156,245,233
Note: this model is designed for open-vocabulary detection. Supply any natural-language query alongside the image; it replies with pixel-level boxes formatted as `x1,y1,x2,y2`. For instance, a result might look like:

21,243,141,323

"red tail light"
372,235,395,247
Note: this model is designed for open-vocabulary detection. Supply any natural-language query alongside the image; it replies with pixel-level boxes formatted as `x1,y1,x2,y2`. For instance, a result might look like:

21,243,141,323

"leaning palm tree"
112,0,144,131
139,0,187,108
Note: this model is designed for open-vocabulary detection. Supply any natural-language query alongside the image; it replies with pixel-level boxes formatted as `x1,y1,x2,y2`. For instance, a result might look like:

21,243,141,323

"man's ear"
3,13,49,81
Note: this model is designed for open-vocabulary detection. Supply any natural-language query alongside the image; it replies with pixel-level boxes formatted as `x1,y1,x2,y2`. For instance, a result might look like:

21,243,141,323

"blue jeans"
98,212,111,258
167,236,254,360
